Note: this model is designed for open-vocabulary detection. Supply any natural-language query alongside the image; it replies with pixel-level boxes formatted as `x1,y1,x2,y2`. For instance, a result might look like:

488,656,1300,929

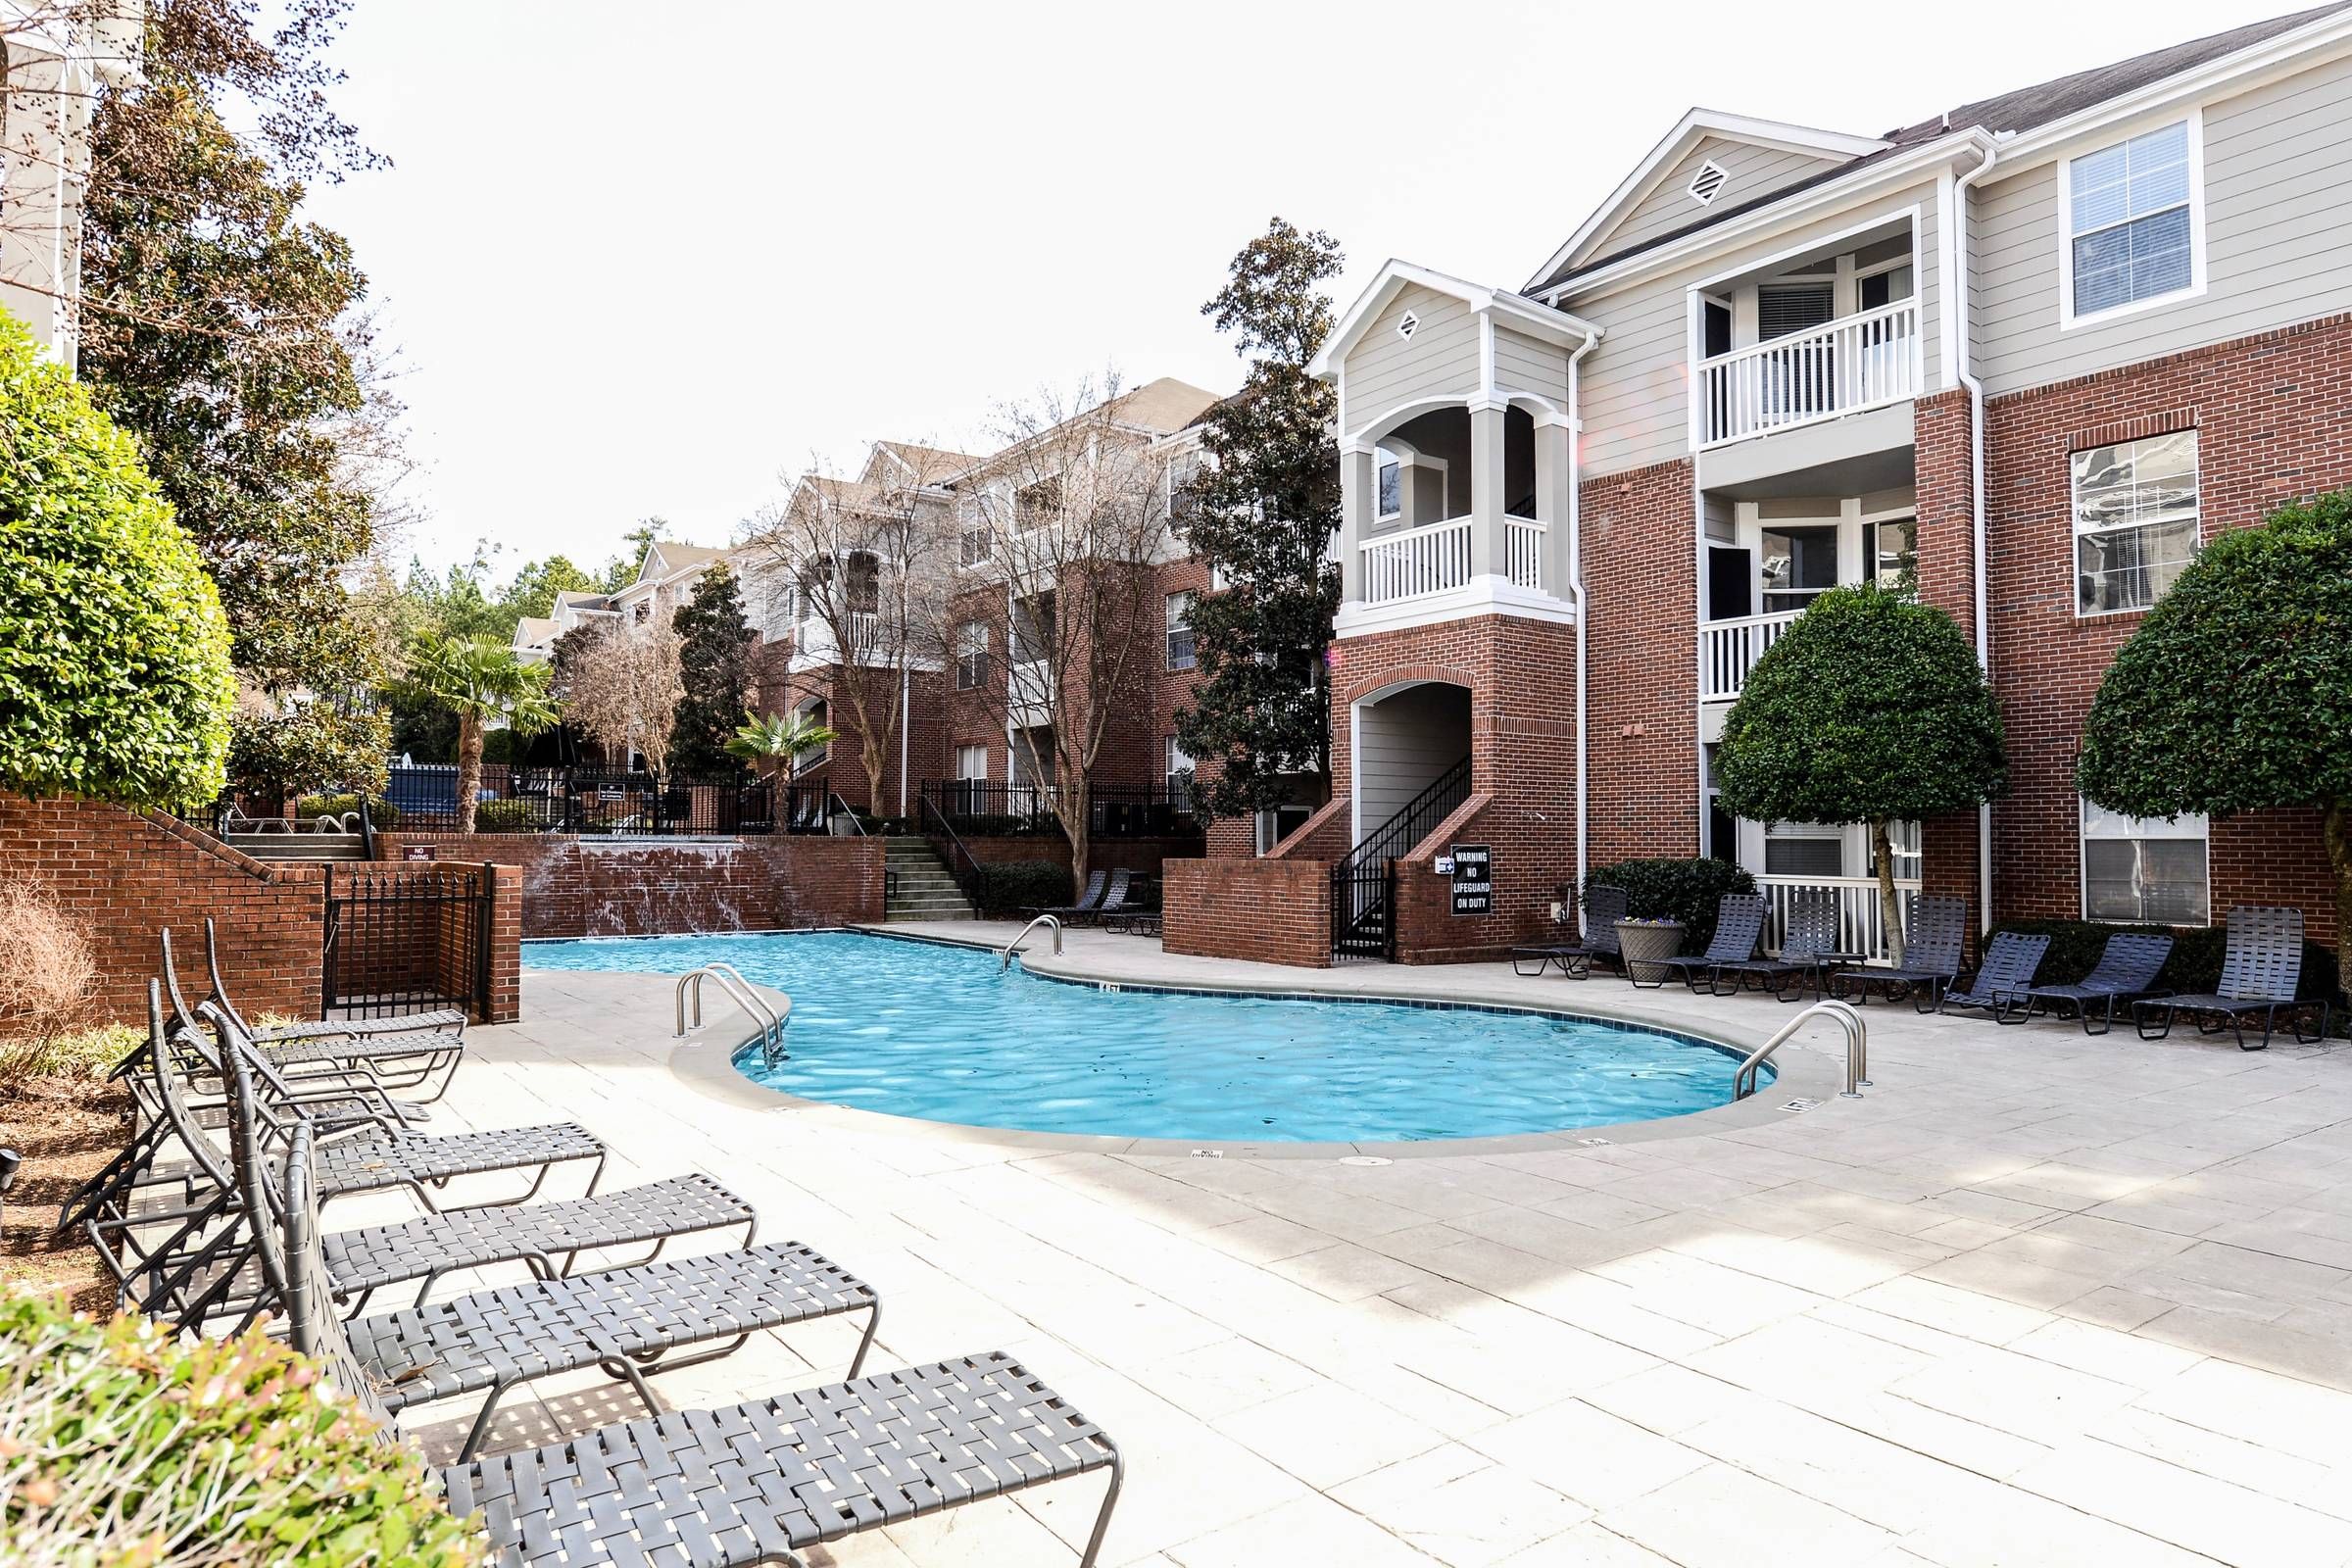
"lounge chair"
1650,894,1769,993
1829,895,1969,1009
1512,886,1629,978
2136,906,2330,1050
1072,868,1137,928
271,1139,1126,1568
1701,890,1841,1002
1995,933,2173,1035
1935,931,2052,1017
1029,868,1106,921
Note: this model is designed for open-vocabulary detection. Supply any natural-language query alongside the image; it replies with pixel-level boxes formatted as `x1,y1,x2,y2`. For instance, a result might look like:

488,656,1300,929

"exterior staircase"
883,837,976,922
223,832,368,863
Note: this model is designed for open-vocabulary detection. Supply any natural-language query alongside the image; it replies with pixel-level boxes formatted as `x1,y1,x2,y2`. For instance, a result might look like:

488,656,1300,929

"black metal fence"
1329,756,1472,961
321,863,491,1020
920,780,1197,839
383,764,850,836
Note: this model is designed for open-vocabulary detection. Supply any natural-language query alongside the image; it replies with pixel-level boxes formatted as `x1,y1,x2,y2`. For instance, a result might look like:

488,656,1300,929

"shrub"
293,793,400,829
0,1021,137,1084
0,883,96,1075
1989,917,2343,1007
974,859,1071,917
0,314,235,807
469,798,538,834
0,1292,480,1565
1586,858,1758,955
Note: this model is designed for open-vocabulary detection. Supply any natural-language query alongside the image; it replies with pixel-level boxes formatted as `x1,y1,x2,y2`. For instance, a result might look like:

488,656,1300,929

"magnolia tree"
933,381,1177,900
738,450,958,814
1714,585,2006,963
2079,491,2352,980
561,616,685,778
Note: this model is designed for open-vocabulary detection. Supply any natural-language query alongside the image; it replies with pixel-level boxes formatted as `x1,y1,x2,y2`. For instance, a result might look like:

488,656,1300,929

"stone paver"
381,928,2352,1565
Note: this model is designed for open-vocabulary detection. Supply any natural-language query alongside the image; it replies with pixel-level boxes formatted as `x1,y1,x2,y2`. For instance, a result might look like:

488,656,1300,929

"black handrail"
918,794,989,908
357,790,376,860
1333,756,1473,881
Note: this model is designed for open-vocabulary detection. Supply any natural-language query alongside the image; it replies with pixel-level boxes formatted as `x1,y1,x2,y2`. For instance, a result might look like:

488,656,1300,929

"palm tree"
724,710,840,776
399,636,561,833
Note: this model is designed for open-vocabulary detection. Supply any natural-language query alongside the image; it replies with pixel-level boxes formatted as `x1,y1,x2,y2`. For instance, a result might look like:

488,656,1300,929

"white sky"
299,0,2299,576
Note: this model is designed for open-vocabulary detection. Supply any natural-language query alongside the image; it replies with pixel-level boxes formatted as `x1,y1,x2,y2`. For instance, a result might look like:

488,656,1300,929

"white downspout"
1952,137,1998,929
1566,327,1601,901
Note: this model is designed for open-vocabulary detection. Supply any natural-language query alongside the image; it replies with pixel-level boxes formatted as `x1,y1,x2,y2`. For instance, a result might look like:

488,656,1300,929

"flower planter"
1615,919,1687,988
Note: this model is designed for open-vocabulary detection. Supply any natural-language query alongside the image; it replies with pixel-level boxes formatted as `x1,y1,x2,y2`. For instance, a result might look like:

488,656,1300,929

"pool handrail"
1733,998,1868,1102
675,961,791,1067
1000,913,1062,972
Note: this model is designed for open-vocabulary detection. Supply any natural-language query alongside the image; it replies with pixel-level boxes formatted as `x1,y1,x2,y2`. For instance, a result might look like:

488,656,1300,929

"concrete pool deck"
399,923,2352,1565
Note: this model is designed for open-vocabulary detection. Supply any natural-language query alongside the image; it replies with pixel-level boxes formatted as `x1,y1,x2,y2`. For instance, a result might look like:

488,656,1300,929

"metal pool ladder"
675,962,790,1068
999,913,1061,972
1734,999,1869,1102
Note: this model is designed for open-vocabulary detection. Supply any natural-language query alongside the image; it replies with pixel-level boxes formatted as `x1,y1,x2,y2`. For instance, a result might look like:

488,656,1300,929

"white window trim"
955,743,989,782
2057,109,2207,332
1375,451,1402,524
2070,428,2200,620
2078,798,2211,923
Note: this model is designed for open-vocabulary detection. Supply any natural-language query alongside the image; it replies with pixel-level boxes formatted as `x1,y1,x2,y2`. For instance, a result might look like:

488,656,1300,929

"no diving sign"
1449,844,1492,916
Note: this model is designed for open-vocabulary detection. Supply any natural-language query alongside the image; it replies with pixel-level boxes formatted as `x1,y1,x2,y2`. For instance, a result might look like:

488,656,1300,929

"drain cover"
1578,1137,1613,1147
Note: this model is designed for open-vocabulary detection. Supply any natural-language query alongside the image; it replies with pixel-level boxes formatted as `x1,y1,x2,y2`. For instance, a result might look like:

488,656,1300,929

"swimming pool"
525,931,1765,1144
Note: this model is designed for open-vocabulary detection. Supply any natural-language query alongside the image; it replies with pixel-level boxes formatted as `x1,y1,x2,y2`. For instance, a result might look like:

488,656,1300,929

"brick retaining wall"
1161,858,1331,968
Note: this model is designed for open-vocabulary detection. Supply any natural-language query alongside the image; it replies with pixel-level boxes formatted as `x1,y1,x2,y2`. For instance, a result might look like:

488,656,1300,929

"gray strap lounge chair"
273,1138,1125,1568
1512,886,1629,979
193,922,467,1102
1829,895,1969,1010
2135,906,2330,1051
264,1124,881,1462
1702,890,1841,1002
1995,933,2173,1035
1935,931,2052,1017
1030,868,1107,921
1650,894,1768,993
1071,868,1137,928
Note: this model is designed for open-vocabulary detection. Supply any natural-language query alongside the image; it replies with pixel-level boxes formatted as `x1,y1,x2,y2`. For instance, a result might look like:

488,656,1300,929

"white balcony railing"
1760,874,1923,965
1698,300,1920,448
1699,610,1800,701
1359,514,1545,606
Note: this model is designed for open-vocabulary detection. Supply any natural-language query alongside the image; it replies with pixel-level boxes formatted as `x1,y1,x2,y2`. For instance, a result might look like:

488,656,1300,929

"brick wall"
1581,457,1701,865
1161,858,1330,968
1961,315,2352,947
374,833,885,939
0,797,326,1027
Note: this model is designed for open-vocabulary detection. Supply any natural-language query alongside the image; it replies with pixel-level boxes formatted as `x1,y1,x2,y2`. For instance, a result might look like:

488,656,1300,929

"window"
2082,802,2208,923
1165,590,1197,672
956,743,988,781
1015,475,1061,532
1012,592,1054,663
845,550,880,615
1759,525,1838,613
1165,737,1193,812
951,743,988,811
1871,517,1918,596
1167,450,1205,524
2073,430,2197,614
2065,119,2198,323
955,621,988,690
1763,822,1843,878
958,504,992,565
1858,266,1914,312
1376,455,1401,522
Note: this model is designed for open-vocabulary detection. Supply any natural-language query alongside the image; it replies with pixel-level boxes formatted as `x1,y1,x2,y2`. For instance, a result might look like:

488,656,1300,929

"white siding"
1575,137,1850,271
1343,283,1480,436
1354,682,1472,841
1974,53,2352,396
1494,324,1568,405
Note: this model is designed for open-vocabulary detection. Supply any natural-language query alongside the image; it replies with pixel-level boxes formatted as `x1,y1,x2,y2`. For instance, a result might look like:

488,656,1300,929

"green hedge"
973,858,1071,917
293,792,401,828
0,1292,477,1564
0,314,235,807
470,798,539,834
1989,917,2343,1004
1585,858,1759,955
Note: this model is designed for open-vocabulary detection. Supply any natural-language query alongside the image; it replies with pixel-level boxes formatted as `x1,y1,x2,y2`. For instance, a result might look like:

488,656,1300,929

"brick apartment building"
1169,4,2352,966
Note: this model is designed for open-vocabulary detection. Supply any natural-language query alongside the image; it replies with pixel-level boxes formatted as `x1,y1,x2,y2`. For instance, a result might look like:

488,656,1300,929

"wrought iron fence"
321,862,490,1020
918,780,1197,839
382,763,846,836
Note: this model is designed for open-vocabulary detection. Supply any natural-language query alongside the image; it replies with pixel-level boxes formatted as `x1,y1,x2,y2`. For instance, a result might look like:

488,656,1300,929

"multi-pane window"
1871,518,1918,596
1759,525,1838,613
955,622,987,690
1012,592,1054,663
1165,590,1197,672
2073,430,2197,614
1165,737,1193,813
2067,120,2195,320
1376,455,1401,522
1167,450,1205,524
2082,802,2208,923
955,743,987,780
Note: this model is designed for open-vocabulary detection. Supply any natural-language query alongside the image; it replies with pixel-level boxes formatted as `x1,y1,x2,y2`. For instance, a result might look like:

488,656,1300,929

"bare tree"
933,378,1179,898
561,616,684,778
738,448,959,816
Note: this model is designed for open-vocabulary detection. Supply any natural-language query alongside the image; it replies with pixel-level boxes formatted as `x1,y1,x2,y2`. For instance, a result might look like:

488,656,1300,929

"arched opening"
1351,679,1473,848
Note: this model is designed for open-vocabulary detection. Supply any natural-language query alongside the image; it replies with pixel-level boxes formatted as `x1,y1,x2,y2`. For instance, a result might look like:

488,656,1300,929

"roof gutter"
1952,136,1998,934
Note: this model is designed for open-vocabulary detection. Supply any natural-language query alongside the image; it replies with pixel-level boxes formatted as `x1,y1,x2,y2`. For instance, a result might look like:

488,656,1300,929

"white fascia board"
1312,258,1597,378
1548,131,1991,305
1526,108,1889,295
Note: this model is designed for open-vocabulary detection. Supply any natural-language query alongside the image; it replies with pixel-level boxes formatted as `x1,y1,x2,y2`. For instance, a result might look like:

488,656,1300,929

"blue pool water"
525,931,1762,1143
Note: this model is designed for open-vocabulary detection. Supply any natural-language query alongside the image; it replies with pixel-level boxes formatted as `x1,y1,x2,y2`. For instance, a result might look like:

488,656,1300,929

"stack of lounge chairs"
57,924,1126,1568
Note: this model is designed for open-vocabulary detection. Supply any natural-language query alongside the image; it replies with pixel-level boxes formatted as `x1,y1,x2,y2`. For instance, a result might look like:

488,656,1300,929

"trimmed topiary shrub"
293,793,400,829
974,859,1071,918
0,314,235,807
469,798,538,834
1988,917,2342,1008
1586,858,1758,955
0,1291,480,1564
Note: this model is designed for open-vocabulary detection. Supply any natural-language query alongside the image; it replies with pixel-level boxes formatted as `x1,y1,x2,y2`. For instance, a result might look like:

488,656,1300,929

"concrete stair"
223,833,368,862
883,837,976,921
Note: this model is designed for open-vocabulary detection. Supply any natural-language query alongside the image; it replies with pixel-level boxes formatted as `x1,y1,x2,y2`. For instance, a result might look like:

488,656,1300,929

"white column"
1340,447,1375,603
1533,419,1571,596
1468,404,1504,579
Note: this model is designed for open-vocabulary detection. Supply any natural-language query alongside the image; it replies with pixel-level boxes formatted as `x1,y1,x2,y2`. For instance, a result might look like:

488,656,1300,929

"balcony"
1698,609,1799,702
1760,875,1922,964
1698,301,1919,449
1360,514,1545,607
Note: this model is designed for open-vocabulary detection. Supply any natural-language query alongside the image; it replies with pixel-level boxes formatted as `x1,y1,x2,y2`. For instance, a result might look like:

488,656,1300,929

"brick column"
483,862,522,1023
